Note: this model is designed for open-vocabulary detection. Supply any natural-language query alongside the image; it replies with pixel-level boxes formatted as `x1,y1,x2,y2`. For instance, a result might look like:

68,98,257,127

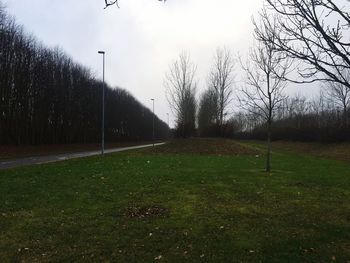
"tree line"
233,91,350,142
0,5,170,145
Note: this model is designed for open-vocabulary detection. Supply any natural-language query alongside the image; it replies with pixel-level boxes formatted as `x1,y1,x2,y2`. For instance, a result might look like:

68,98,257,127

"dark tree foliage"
0,7,170,145
198,89,218,136
197,88,236,138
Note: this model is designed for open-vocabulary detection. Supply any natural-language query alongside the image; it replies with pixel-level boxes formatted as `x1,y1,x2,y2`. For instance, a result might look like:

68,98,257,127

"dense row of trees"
0,5,169,145
233,90,350,142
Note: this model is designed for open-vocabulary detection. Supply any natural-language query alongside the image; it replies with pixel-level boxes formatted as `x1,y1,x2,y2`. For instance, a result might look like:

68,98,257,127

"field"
0,138,350,262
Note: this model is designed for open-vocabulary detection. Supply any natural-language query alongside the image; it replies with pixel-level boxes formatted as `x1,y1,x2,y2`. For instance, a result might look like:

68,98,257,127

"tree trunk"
266,76,272,173
343,103,347,128
266,119,271,173
220,106,223,136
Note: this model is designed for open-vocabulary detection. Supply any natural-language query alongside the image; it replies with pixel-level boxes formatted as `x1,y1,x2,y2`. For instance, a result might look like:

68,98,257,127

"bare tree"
289,94,310,129
207,47,235,134
231,112,248,133
324,70,350,127
309,90,326,129
239,15,290,172
256,0,350,89
164,52,197,137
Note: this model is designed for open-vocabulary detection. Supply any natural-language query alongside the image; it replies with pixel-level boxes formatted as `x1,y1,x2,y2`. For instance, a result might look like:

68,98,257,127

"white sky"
4,0,318,127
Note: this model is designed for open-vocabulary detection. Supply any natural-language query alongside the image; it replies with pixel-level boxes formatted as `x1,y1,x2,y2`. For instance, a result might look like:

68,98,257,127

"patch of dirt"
124,205,169,219
142,138,260,156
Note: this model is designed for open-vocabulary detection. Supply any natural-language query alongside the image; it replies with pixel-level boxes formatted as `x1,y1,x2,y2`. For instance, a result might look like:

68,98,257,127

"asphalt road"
0,143,165,170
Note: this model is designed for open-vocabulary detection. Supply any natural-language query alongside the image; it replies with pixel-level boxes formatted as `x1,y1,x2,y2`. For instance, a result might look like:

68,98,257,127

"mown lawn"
0,139,349,262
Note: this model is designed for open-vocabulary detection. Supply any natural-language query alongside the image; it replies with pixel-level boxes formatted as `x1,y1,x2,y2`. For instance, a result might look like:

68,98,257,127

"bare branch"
257,0,350,89
104,0,166,9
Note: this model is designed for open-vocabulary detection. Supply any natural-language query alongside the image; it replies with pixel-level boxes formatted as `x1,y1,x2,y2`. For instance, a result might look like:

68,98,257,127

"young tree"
239,15,290,172
207,48,235,133
164,52,197,137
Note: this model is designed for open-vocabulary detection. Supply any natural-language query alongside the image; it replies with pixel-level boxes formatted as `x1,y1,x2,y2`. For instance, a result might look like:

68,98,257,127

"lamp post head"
98,51,105,54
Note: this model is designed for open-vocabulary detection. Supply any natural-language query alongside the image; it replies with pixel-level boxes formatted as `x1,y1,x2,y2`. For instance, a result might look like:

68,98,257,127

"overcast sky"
4,0,317,127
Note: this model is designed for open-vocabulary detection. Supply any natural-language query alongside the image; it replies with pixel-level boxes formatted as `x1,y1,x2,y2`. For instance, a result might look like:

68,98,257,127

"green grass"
1,141,350,262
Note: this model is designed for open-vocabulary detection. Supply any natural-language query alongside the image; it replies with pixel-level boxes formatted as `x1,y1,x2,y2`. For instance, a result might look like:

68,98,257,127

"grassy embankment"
0,138,349,262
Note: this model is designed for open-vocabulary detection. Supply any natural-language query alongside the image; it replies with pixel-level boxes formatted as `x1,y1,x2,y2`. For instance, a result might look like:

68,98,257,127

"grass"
271,141,350,162
0,139,350,262
246,140,350,162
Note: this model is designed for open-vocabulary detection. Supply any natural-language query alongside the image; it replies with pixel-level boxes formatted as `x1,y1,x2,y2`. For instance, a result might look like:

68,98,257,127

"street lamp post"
151,99,155,147
98,51,105,156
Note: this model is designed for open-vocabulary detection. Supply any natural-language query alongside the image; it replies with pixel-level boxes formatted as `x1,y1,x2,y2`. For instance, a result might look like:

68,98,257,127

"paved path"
0,143,165,170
